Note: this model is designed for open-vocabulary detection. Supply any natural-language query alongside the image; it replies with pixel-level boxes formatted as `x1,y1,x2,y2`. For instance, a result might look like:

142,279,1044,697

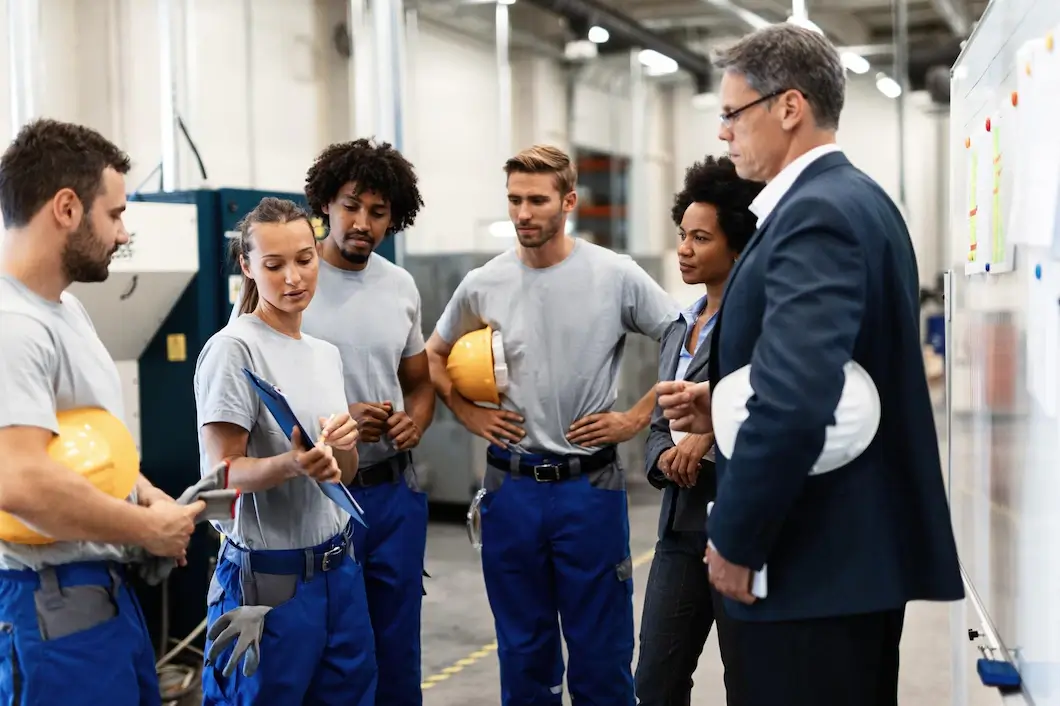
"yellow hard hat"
447,326,509,405
0,407,140,545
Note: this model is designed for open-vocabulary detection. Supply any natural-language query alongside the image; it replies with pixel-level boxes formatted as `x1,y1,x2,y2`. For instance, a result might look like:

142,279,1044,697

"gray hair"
713,24,846,131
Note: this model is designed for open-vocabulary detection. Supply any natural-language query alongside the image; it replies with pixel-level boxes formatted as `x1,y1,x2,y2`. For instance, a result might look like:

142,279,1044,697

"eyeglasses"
719,89,789,128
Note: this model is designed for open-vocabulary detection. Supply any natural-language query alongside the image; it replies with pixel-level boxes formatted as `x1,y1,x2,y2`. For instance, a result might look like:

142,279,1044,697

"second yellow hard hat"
447,326,509,406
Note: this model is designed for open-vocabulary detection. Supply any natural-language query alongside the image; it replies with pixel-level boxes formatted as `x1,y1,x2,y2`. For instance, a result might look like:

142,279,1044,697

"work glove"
136,463,239,586
206,605,272,678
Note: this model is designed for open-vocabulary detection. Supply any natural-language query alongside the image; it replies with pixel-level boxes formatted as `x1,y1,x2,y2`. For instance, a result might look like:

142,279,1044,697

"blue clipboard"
241,368,367,528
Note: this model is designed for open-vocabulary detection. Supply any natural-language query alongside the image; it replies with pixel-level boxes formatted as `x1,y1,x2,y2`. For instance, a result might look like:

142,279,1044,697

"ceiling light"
875,73,902,98
841,52,870,74
587,25,609,43
638,49,679,76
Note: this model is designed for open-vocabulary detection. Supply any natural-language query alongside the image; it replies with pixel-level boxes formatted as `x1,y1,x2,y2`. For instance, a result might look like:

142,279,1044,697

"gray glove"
137,463,239,586
206,605,272,677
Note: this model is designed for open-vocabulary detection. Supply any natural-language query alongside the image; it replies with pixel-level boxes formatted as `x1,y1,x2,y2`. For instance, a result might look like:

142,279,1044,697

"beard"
62,218,115,283
337,232,375,265
516,211,564,249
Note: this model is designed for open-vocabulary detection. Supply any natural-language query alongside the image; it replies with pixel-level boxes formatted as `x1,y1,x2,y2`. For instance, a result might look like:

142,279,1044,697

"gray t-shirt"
0,274,135,570
434,239,679,456
194,314,351,550
301,255,425,467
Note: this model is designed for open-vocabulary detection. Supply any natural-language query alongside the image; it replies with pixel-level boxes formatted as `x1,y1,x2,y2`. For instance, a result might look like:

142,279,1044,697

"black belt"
486,446,617,482
221,522,353,578
350,451,411,488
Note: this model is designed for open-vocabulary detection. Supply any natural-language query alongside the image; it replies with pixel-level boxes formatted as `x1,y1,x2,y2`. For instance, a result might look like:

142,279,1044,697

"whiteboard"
947,0,1060,704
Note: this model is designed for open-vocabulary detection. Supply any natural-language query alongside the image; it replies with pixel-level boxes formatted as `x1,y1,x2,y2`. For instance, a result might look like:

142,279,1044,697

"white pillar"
7,0,41,137
628,50,649,255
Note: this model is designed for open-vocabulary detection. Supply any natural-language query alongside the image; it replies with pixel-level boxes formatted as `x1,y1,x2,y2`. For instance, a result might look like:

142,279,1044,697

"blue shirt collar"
679,294,709,326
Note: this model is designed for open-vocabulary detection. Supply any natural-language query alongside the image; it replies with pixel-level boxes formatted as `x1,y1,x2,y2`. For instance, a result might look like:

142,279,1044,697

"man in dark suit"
655,24,964,706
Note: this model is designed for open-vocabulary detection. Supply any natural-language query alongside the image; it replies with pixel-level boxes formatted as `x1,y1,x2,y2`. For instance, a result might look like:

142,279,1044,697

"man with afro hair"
303,137,433,706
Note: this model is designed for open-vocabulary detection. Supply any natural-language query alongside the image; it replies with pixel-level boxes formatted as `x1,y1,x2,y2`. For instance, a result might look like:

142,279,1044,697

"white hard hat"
710,361,881,475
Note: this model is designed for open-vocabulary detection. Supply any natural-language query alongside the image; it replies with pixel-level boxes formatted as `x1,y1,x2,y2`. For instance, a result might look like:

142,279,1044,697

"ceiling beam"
930,0,971,36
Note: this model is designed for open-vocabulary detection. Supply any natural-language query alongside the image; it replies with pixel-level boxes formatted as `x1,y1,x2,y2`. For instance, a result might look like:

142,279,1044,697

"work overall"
202,521,377,705
479,444,635,706
348,450,430,705
0,560,159,705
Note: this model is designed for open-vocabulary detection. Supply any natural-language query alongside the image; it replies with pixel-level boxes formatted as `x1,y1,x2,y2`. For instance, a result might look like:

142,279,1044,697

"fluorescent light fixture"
498,0,516,5
587,25,609,43
841,52,870,74
875,73,902,98
565,39,598,61
786,15,824,34
638,49,679,76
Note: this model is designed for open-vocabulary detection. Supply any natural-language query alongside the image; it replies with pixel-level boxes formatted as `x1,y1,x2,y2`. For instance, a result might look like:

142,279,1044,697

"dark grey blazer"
644,314,716,540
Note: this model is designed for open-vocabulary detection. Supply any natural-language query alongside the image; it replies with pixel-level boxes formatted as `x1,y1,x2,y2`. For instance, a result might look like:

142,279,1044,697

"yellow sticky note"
166,333,188,363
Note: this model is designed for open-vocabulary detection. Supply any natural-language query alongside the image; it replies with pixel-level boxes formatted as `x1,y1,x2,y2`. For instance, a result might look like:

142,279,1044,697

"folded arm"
707,198,867,570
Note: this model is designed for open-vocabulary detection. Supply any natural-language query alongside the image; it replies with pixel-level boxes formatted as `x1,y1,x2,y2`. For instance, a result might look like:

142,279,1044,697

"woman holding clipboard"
634,157,762,706
193,197,377,705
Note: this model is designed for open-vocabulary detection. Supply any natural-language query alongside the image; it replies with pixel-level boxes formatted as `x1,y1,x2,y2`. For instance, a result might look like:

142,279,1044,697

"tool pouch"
235,553,298,609
33,566,120,641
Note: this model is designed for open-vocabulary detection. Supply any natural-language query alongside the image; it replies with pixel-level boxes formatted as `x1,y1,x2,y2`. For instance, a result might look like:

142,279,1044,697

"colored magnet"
985,117,992,132
1011,91,1018,107
1035,264,1042,280
965,137,971,149
1047,33,1054,51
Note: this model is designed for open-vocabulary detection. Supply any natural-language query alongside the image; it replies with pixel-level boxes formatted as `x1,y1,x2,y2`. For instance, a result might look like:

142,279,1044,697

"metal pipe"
105,0,126,145
372,0,399,146
348,0,373,138
628,50,648,254
158,0,180,191
243,0,257,187
523,0,712,91
402,5,418,155
893,0,908,209
7,0,41,137
495,1,512,160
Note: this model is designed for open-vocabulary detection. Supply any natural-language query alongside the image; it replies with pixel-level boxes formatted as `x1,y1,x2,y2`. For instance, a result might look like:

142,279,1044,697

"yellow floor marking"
420,548,656,691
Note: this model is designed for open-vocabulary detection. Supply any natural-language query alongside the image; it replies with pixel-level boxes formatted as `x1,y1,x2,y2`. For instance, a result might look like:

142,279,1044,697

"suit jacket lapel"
707,151,851,386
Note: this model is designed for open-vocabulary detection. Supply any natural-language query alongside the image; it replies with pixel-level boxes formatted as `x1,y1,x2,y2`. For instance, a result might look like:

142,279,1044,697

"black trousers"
713,592,906,706
634,530,737,706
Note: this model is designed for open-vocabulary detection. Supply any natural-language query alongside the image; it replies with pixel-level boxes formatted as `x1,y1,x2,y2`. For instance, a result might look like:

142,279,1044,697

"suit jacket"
706,151,964,622
645,315,716,540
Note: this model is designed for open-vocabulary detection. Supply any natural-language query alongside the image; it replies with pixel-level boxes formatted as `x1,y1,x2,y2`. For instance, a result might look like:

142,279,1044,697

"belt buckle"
321,545,344,572
532,463,561,482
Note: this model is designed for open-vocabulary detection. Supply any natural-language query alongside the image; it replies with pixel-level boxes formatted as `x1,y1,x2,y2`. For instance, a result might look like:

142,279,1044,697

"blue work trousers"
479,459,635,706
202,527,378,705
0,560,160,706
350,471,429,706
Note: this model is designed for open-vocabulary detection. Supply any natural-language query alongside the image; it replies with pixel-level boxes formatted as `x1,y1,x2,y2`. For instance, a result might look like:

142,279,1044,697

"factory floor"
420,479,960,706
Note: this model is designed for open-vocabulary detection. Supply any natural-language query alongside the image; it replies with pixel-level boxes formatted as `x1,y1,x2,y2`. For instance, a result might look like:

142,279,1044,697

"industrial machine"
70,188,398,667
